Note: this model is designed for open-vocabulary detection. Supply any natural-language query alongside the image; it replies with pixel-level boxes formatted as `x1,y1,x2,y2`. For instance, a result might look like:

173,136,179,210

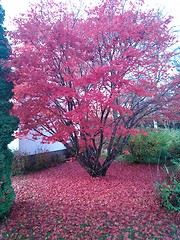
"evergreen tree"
0,4,19,218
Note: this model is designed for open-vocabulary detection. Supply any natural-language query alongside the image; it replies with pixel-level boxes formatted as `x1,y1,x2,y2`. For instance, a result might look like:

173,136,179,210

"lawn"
0,161,179,239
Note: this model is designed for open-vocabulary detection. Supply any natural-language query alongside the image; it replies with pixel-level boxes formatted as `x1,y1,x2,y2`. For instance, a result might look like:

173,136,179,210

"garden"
1,129,180,239
0,0,180,239
0,159,179,239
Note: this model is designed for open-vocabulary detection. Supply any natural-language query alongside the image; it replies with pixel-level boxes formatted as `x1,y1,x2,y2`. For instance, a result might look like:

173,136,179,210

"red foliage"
1,162,179,239
8,0,180,176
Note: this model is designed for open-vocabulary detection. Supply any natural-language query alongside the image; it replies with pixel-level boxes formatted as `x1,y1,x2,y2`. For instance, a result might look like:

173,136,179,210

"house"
9,135,66,156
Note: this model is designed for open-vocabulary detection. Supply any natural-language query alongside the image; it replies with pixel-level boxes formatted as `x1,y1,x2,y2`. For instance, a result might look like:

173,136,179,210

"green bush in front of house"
12,151,66,176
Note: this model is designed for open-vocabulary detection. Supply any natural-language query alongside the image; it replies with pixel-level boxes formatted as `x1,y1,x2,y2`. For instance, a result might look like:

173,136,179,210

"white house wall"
19,136,66,155
8,138,19,151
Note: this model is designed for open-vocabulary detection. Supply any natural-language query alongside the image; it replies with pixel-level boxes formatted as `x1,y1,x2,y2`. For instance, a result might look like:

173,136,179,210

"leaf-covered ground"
1,161,179,239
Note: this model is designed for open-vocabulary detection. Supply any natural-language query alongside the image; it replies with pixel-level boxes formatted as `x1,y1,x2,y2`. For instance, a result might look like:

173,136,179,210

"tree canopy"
9,0,180,177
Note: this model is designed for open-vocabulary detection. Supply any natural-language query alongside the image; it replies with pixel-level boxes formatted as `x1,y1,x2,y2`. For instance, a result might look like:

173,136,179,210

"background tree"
0,4,19,218
10,0,179,177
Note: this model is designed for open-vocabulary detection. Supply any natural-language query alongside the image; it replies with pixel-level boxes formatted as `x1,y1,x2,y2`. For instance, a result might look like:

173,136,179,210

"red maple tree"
9,0,179,177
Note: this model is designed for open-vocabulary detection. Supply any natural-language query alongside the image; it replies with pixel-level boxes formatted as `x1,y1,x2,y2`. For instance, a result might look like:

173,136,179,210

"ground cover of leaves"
1,161,179,239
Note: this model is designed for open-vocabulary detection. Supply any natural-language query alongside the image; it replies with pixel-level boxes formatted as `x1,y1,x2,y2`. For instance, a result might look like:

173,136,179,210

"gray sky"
1,0,180,30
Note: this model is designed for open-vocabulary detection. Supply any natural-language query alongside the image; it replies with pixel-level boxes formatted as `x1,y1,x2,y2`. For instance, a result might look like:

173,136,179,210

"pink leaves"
7,0,179,167
1,161,179,239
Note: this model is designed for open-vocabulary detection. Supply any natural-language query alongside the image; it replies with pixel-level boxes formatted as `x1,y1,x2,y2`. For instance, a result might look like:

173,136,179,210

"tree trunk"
86,164,110,177
77,155,112,177
76,147,115,177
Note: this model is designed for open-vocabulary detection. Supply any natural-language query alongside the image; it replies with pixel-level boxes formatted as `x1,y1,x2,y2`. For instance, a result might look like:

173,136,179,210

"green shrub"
124,129,180,164
0,4,19,219
156,158,180,212
168,142,180,159
12,151,66,176
0,150,16,219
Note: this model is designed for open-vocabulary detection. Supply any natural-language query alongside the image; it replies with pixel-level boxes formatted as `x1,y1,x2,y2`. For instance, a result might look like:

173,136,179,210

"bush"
0,4,19,219
0,150,16,219
124,129,180,164
168,142,180,159
12,151,66,176
156,158,180,212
